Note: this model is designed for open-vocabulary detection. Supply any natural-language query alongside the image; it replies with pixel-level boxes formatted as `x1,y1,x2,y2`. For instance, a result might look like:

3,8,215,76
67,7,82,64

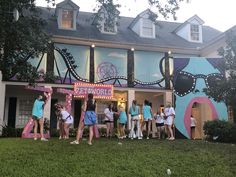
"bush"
98,127,107,137
1,125,23,137
203,120,236,143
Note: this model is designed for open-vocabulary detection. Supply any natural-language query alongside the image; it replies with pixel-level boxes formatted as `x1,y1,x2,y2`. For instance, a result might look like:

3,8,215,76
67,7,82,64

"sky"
36,0,236,32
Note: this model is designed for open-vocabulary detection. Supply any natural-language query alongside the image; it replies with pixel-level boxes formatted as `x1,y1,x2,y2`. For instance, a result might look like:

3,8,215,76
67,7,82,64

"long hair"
144,100,149,106
108,104,112,112
87,93,96,110
132,100,137,112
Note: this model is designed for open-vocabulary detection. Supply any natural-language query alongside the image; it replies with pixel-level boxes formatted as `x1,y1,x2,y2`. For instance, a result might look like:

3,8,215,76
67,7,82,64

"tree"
0,0,188,83
0,0,49,82
204,31,236,122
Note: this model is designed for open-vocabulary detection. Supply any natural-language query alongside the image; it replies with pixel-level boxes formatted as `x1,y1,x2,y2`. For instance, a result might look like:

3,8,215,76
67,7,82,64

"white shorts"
164,117,173,126
65,117,74,124
144,117,152,121
132,115,140,120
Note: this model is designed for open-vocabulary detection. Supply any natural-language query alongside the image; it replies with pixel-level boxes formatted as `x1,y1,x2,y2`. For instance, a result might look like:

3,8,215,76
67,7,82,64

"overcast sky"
36,0,236,32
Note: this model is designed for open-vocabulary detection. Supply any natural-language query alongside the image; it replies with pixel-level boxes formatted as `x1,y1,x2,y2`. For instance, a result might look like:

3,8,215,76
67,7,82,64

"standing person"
54,103,64,140
71,93,97,145
118,105,127,139
104,103,114,138
164,103,175,140
190,115,197,140
32,92,49,141
70,101,86,144
142,100,152,139
129,100,141,140
155,110,165,139
59,106,74,139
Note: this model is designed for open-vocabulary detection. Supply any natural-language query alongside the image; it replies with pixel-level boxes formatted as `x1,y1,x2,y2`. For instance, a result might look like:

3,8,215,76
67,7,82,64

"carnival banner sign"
74,83,113,99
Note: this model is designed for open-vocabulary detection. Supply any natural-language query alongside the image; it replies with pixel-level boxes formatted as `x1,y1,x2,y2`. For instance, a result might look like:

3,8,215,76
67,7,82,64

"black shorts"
119,123,125,126
32,115,42,120
156,123,164,127
105,120,113,123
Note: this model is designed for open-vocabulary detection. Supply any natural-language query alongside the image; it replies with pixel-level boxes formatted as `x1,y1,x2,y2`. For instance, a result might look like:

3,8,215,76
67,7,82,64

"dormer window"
55,0,80,31
142,18,154,38
190,24,200,41
174,15,204,43
129,9,156,39
92,4,120,35
61,10,74,29
103,19,116,33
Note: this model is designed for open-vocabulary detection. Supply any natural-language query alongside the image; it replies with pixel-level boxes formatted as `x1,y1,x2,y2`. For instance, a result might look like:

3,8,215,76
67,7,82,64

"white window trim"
140,18,155,38
188,24,202,43
58,9,76,31
100,19,118,34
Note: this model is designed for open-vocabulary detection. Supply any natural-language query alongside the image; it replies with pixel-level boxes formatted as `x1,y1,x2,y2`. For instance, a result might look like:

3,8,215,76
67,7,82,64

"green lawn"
0,138,235,177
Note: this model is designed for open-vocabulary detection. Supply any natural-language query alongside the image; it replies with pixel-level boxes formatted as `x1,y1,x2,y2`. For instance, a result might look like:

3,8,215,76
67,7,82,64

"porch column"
127,90,135,130
127,49,134,87
89,46,95,83
43,86,52,121
0,71,6,135
164,91,173,106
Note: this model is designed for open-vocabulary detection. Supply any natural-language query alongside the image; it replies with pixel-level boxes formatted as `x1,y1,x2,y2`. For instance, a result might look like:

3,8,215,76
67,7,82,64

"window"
103,19,116,33
190,24,199,41
61,10,74,29
142,18,154,37
16,98,34,128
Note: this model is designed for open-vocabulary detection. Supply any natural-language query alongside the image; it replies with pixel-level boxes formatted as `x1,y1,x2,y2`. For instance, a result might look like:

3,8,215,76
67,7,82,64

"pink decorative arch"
184,97,218,137
22,86,52,139
21,117,50,139
57,88,100,138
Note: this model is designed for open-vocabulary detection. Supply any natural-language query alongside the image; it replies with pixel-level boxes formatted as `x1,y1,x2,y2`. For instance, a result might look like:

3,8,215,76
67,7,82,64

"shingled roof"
40,7,222,51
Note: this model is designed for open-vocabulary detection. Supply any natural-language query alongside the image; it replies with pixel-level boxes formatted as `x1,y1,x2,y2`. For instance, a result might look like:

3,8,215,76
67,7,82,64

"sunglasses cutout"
174,71,224,97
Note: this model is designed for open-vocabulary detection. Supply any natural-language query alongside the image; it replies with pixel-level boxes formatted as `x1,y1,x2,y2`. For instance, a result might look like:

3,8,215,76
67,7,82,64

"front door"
192,102,212,139
8,97,17,128
50,99,58,131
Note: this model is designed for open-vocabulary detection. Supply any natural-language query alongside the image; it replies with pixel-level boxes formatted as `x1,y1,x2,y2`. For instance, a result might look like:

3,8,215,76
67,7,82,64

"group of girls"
55,94,175,145
129,100,175,140
129,99,153,140
103,102,127,139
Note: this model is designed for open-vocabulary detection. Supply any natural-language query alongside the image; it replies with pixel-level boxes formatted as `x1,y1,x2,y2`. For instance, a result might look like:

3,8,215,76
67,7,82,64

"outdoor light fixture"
0,8,19,21
91,44,95,48
131,47,135,51
13,8,19,21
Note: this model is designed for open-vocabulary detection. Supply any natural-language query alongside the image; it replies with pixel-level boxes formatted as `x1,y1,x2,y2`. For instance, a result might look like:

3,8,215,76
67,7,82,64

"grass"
0,138,235,177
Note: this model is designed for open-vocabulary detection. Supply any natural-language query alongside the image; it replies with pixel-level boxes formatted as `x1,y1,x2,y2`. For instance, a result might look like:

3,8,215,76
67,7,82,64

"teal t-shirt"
129,106,139,116
142,105,152,119
32,99,45,118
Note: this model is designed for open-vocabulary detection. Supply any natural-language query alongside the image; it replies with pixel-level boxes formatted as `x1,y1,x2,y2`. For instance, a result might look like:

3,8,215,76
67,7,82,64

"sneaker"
88,142,92,146
169,137,175,141
34,138,37,141
41,138,48,141
146,137,149,140
138,137,142,140
59,136,62,140
70,140,79,144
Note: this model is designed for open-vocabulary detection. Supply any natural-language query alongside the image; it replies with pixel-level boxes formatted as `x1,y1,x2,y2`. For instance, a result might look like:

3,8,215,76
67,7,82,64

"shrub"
98,127,107,137
50,129,59,137
1,125,23,137
203,120,236,143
